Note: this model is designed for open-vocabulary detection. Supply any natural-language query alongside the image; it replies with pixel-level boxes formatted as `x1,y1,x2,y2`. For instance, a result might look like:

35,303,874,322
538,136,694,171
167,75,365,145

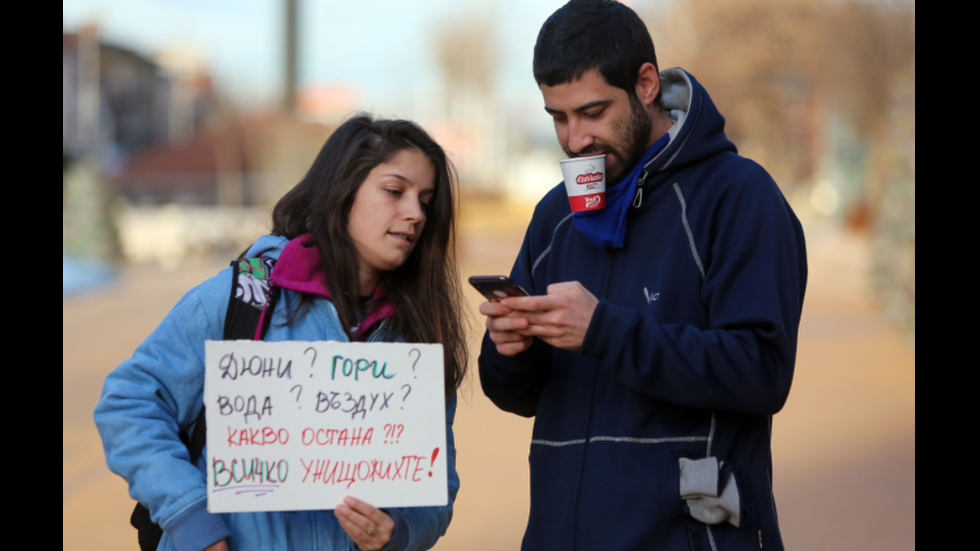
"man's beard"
564,94,653,184
613,94,654,183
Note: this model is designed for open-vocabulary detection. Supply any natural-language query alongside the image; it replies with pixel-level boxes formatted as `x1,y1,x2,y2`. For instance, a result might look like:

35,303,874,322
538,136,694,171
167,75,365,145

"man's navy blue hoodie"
480,69,807,551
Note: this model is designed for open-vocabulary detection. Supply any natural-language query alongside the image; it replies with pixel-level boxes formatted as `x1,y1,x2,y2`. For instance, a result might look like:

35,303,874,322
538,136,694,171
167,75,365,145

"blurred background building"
64,1,914,548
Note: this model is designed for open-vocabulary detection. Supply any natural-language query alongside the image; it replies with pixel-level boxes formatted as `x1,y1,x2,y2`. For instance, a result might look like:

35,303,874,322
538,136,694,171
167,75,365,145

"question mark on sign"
400,384,411,409
304,347,317,378
408,348,421,378
290,385,302,408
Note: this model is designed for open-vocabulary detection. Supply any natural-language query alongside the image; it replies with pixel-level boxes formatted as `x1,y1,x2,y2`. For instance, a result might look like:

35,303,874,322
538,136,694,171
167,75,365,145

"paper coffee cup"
559,154,606,212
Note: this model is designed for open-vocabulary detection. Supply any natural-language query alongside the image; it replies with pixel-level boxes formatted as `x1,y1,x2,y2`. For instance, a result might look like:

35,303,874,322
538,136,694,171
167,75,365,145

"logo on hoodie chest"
643,287,660,304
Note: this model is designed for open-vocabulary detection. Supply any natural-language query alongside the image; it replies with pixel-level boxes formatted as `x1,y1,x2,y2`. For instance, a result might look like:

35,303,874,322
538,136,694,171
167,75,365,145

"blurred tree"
823,1,916,139
434,11,497,106
431,9,505,192
646,0,915,192
868,61,915,345
674,0,824,188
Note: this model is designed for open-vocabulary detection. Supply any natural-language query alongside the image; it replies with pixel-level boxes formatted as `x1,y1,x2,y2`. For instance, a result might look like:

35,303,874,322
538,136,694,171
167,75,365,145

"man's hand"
480,299,534,356
500,281,598,352
335,496,395,551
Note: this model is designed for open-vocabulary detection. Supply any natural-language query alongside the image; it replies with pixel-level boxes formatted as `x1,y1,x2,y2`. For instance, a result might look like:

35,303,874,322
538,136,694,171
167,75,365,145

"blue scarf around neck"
572,132,671,249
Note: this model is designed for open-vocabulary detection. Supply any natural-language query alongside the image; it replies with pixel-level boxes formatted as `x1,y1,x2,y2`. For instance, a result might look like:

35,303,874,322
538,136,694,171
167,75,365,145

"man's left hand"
501,281,598,352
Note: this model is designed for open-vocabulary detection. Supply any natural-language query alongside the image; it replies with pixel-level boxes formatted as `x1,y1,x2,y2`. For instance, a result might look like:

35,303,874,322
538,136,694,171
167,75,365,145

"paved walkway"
63,206,914,550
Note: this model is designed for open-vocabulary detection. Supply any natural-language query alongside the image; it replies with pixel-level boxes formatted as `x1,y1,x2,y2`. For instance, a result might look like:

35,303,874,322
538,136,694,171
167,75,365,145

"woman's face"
348,148,436,294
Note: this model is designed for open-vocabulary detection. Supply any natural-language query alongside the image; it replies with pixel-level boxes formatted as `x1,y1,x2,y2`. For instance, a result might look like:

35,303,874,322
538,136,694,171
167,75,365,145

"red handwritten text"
301,427,374,446
226,426,290,447
299,456,428,488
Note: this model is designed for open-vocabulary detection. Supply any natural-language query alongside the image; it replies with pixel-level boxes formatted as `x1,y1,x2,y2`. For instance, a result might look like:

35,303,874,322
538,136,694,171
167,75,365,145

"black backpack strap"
189,257,280,456
224,257,279,341
130,503,163,551
131,256,279,548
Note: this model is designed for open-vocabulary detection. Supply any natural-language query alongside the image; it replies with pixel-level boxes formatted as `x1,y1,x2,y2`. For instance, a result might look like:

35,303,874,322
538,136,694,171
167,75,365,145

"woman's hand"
335,496,395,550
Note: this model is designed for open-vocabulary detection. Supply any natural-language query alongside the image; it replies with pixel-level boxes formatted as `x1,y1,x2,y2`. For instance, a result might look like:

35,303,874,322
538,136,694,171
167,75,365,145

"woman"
95,115,468,551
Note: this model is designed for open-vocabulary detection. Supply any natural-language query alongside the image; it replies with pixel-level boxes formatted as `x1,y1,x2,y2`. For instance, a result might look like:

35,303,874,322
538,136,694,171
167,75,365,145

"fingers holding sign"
335,496,395,551
500,281,599,353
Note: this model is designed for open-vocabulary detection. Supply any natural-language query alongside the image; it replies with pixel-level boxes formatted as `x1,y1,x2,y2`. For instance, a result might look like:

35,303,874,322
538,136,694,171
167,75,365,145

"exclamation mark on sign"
428,448,440,477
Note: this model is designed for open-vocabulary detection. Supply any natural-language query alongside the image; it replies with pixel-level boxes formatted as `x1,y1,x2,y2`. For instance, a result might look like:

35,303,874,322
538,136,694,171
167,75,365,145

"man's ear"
634,62,661,108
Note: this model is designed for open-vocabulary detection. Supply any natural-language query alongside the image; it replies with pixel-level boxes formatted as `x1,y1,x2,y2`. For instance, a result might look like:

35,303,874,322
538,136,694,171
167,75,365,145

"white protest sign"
204,340,447,513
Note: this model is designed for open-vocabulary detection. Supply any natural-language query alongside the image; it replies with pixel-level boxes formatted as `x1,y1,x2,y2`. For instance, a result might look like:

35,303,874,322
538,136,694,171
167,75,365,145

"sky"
62,0,631,113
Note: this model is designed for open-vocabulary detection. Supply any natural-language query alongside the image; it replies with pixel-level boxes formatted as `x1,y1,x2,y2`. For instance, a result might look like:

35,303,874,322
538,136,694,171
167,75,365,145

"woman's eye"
385,188,402,197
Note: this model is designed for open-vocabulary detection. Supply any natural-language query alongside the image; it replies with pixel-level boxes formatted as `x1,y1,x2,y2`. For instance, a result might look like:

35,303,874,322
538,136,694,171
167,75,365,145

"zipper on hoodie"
571,249,616,550
366,319,389,342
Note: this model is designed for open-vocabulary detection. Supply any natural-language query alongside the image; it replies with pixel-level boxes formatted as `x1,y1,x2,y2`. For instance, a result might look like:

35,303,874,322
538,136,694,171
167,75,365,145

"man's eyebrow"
573,100,613,113
544,99,613,116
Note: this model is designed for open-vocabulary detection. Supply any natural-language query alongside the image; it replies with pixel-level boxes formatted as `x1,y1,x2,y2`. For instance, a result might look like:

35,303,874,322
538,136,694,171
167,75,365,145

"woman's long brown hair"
270,115,467,397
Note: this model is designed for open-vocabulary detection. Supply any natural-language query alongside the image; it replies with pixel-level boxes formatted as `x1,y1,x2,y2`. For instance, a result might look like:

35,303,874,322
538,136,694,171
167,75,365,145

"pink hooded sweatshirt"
255,233,397,341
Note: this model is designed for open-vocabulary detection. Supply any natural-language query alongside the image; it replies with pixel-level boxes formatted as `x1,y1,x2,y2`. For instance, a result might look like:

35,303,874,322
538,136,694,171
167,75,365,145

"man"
478,1,807,550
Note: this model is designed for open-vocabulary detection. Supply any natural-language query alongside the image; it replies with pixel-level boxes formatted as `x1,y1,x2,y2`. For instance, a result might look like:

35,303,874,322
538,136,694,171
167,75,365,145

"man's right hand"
480,300,534,356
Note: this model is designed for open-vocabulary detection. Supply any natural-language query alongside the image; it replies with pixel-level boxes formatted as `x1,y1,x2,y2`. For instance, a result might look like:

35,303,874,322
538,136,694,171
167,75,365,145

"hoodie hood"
270,234,332,298
640,69,737,178
244,234,290,260
249,233,396,341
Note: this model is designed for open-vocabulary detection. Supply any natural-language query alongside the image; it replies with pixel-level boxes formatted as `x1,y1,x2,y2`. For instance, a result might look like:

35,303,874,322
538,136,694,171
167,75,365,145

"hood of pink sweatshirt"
269,233,397,341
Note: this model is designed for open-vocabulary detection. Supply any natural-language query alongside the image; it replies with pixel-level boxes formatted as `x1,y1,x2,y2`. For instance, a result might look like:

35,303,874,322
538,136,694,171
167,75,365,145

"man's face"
541,69,653,184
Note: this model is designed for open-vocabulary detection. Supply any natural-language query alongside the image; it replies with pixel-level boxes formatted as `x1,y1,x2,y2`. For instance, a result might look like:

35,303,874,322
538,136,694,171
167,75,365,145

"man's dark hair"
533,0,661,105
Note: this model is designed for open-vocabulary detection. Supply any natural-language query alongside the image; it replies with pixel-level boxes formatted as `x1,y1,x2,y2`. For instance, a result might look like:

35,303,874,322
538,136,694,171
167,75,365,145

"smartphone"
468,275,529,301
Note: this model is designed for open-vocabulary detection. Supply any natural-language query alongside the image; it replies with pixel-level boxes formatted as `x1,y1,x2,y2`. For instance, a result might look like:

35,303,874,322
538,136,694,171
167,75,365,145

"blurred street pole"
77,24,100,161
284,0,298,116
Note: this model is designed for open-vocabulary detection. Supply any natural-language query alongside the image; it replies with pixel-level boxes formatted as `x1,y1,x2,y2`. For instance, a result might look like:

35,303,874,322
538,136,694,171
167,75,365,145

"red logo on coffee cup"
576,173,604,185
568,193,605,211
